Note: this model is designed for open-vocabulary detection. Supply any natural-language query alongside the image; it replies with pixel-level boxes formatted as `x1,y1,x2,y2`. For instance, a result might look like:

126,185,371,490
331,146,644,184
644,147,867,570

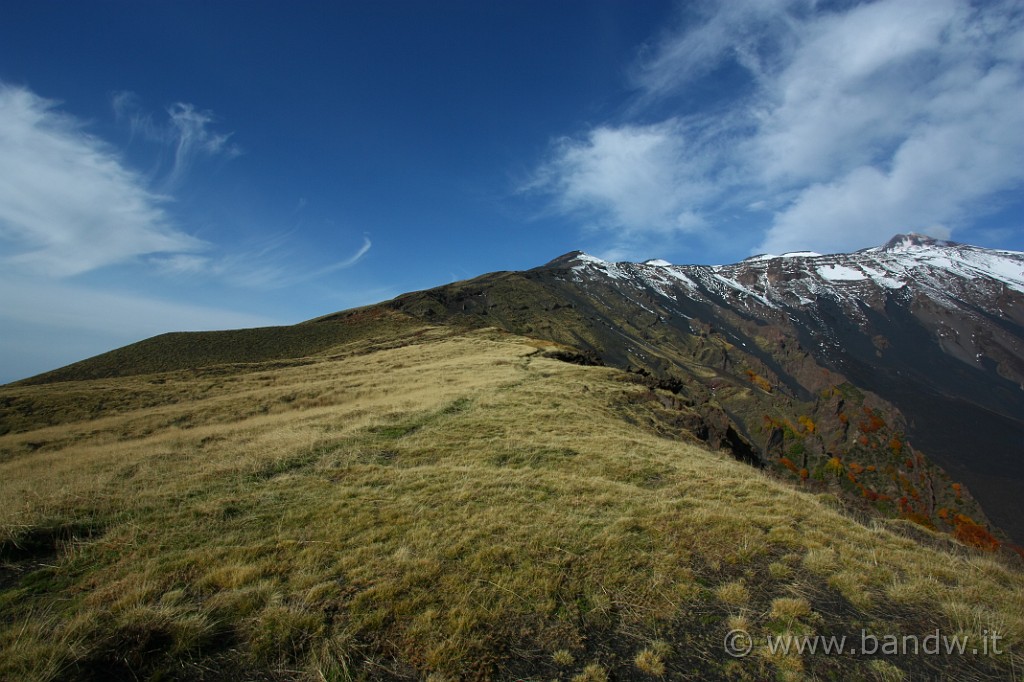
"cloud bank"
530,0,1024,256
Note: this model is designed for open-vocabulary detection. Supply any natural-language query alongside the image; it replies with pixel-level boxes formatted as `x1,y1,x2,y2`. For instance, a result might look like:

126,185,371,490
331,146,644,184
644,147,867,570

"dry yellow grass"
715,579,751,608
1,324,1022,680
768,597,813,624
633,647,666,676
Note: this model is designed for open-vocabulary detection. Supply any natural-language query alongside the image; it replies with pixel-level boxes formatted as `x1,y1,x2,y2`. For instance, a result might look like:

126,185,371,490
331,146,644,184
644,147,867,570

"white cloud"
112,90,159,144
529,119,715,237
0,85,206,276
532,0,1024,257
757,0,1024,253
752,0,963,184
763,60,1024,254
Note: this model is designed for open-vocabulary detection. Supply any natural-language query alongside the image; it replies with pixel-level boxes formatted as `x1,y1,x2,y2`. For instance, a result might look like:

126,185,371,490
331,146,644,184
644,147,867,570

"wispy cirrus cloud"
0,84,207,276
150,235,373,289
529,0,1024,257
308,235,372,277
165,102,239,189
113,90,240,190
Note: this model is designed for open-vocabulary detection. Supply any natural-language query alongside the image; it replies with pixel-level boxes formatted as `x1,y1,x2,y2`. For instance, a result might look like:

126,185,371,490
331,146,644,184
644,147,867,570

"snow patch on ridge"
953,250,1024,293
661,267,698,289
746,251,822,263
817,264,866,281
571,253,630,281
574,253,609,266
859,265,905,289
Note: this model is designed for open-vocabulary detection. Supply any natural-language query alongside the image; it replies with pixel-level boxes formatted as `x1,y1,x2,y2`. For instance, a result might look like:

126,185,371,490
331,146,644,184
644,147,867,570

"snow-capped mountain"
567,233,1024,306
559,233,1024,384
564,232,1024,318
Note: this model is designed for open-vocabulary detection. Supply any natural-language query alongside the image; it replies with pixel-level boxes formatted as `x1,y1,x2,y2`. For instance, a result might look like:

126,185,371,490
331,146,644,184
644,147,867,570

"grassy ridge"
12,307,417,387
1,327,1022,680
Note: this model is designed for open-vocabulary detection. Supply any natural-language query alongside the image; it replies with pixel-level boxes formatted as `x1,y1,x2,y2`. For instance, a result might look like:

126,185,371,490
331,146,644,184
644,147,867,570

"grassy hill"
2,318,1023,680
11,306,409,389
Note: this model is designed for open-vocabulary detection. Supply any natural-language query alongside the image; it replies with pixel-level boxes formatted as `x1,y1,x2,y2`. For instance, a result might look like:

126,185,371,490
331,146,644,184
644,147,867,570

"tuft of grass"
885,576,944,606
828,570,873,610
249,603,323,665
802,546,838,574
768,561,793,580
650,639,672,658
634,647,666,676
572,663,609,682
769,597,813,624
716,579,751,607
552,649,575,666
868,658,905,681
726,614,751,634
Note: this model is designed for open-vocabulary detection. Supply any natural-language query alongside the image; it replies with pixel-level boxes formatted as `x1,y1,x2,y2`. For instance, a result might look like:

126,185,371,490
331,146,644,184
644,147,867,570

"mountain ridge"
8,235,1024,545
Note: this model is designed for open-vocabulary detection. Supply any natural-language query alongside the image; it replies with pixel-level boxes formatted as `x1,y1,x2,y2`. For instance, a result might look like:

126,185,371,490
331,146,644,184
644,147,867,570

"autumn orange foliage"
825,456,844,477
858,408,886,434
889,436,902,456
905,511,937,530
953,514,1000,551
745,370,772,392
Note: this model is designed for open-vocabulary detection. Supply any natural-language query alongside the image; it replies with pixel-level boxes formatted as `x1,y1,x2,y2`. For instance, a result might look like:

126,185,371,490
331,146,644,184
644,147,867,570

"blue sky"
2,0,1023,383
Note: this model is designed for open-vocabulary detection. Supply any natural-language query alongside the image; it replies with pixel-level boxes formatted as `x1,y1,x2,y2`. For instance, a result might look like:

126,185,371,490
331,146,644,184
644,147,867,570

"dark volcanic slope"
387,236,1024,544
